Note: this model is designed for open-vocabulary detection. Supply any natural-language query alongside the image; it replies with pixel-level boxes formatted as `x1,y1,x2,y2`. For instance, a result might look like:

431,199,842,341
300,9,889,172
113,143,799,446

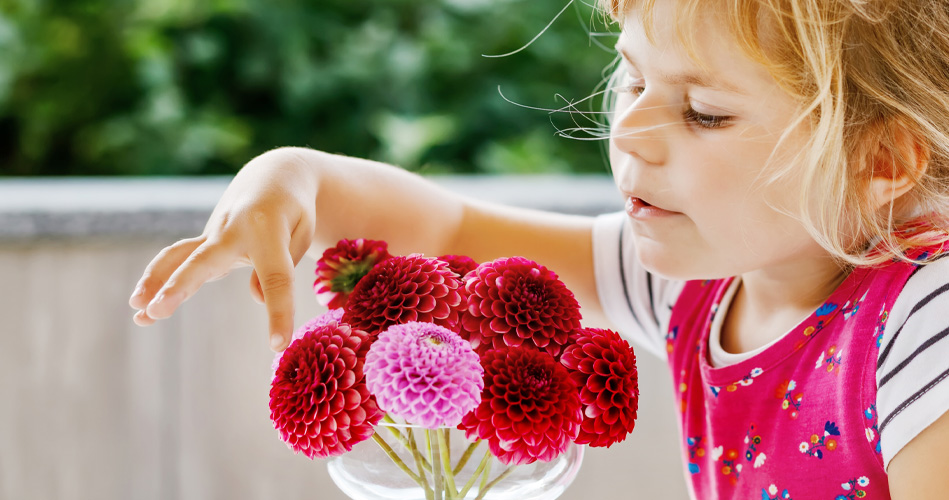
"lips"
625,196,679,219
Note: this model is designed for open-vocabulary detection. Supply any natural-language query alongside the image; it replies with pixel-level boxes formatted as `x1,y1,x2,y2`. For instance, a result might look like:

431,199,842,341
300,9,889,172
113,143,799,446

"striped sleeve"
876,253,949,469
592,211,684,360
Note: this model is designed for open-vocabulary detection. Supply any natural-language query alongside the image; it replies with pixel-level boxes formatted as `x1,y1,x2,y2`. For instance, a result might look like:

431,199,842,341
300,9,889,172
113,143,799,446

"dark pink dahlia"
458,346,581,465
459,256,581,357
342,254,464,337
269,321,383,459
365,322,483,428
271,308,345,374
560,328,639,448
437,254,478,279
314,238,391,309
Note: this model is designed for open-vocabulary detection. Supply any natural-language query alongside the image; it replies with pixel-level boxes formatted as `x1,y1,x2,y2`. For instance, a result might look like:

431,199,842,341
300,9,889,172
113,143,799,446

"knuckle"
140,272,165,289
161,278,181,293
171,236,202,250
205,212,233,235
259,272,292,293
269,309,292,323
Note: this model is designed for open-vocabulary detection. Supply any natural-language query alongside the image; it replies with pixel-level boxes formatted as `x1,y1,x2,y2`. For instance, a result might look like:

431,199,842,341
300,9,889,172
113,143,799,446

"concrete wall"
0,176,688,500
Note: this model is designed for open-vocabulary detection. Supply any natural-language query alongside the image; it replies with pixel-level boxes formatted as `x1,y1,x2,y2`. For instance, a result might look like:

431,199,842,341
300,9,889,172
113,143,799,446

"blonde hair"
601,0,949,266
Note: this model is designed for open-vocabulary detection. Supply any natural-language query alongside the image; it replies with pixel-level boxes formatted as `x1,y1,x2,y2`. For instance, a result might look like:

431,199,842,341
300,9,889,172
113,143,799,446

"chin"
635,246,731,282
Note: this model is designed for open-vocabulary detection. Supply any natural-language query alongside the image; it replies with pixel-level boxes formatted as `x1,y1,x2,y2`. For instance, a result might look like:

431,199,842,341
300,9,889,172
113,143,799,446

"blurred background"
0,0,688,498
0,0,620,177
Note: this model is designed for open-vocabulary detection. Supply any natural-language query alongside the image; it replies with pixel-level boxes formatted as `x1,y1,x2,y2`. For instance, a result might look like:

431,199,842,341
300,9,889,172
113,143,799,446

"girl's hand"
128,149,317,352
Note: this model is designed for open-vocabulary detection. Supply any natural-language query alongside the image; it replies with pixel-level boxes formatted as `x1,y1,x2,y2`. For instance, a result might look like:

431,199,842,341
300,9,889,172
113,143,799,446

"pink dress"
667,243,946,499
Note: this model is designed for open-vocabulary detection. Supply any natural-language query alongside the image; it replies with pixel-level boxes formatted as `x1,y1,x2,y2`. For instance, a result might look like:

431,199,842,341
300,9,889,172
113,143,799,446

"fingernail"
130,286,144,300
270,334,285,351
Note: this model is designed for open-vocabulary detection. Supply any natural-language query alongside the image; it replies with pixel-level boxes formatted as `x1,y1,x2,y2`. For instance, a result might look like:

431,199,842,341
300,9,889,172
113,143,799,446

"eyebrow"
617,46,748,96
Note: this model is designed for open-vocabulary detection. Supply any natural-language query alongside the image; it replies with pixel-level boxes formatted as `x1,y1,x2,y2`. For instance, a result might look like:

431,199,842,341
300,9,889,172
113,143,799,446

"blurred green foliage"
0,0,618,176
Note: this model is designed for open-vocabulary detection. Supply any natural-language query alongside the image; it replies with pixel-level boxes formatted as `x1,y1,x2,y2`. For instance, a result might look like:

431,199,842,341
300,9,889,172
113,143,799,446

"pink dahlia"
342,254,464,337
271,308,345,374
460,256,581,357
560,328,639,448
458,346,581,465
269,321,383,459
314,238,391,309
365,322,483,428
437,254,478,279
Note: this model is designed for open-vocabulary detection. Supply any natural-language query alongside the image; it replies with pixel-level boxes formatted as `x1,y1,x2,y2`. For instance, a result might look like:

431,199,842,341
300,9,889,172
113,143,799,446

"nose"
609,92,668,167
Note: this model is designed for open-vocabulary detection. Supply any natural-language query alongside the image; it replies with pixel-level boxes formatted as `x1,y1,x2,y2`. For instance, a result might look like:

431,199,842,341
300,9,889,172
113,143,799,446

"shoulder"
875,252,949,468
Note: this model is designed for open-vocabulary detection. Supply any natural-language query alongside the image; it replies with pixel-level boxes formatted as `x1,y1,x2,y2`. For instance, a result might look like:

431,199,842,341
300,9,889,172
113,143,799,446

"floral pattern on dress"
810,302,840,332
841,291,867,321
744,424,767,468
874,308,888,349
799,421,841,459
835,476,871,499
762,484,792,500
816,345,844,375
666,325,678,354
864,405,882,455
687,435,705,474
712,445,743,485
775,380,803,419
794,302,840,350
710,367,764,397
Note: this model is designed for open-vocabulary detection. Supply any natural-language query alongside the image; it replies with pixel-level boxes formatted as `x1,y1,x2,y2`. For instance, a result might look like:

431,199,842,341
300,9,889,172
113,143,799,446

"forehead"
615,2,778,97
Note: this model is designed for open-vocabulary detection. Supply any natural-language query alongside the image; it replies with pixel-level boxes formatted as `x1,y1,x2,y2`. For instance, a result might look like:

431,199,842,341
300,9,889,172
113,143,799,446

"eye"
616,73,645,97
683,107,732,129
616,77,646,97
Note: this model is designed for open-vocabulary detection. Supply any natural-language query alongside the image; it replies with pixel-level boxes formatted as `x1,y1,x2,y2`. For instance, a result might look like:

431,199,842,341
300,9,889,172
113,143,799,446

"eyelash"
618,84,733,130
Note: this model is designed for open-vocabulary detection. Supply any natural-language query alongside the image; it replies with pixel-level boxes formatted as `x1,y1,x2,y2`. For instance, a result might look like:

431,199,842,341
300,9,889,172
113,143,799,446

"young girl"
128,0,949,497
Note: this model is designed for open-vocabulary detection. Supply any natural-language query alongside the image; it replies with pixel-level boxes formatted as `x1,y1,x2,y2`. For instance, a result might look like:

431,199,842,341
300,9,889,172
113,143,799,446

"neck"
722,253,850,354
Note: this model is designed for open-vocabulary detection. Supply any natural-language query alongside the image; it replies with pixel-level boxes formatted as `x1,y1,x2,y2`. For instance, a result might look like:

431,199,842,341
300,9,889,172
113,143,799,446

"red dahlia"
560,328,638,448
314,238,391,309
437,254,478,279
269,321,383,458
271,308,344,375
460,256,581,357
342,254,464,337
458,346,581,465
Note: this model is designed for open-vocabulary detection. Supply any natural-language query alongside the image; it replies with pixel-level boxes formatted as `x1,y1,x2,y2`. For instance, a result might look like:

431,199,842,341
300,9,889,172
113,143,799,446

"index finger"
250,239,296,352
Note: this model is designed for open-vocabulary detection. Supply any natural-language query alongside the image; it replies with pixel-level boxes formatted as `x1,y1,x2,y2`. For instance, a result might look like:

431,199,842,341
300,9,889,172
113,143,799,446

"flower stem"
382,415,434,469
406,427,434,500
426,430,443,500
457,449,491,499
478,457,492,498
370,432,423,486
453,441,482,476
437,429,458,499
474,464,517,500
382,414,407,440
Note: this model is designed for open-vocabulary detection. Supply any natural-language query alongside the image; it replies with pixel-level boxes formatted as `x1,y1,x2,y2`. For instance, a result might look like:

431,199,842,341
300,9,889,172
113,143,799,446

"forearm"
269,146,603,321
266,147,465,257
451,199,601,320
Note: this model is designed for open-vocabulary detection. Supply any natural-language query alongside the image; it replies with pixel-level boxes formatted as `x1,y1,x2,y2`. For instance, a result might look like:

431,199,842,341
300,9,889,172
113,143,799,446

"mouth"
625,196,679,219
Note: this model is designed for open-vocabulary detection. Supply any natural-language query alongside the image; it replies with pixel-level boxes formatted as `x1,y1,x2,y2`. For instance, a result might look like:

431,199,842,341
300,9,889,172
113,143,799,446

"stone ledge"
0,175,623,240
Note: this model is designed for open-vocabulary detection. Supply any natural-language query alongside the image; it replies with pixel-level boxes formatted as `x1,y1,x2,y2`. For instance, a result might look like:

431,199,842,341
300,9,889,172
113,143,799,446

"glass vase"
326,420,584,500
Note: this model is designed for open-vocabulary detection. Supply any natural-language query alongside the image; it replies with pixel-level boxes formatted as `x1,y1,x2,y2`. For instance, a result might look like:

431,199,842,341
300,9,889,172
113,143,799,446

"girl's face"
610,2,833,281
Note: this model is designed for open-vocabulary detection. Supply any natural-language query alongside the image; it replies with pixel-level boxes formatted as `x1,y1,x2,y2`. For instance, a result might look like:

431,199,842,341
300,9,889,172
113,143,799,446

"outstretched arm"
128,147,603,351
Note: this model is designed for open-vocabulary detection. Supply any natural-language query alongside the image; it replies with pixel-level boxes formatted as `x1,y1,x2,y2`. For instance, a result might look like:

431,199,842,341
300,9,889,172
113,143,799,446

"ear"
864,120,930,211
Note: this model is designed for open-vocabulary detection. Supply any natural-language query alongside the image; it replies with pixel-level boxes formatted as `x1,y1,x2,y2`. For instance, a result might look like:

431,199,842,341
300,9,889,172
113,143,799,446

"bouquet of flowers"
269,239,639,500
